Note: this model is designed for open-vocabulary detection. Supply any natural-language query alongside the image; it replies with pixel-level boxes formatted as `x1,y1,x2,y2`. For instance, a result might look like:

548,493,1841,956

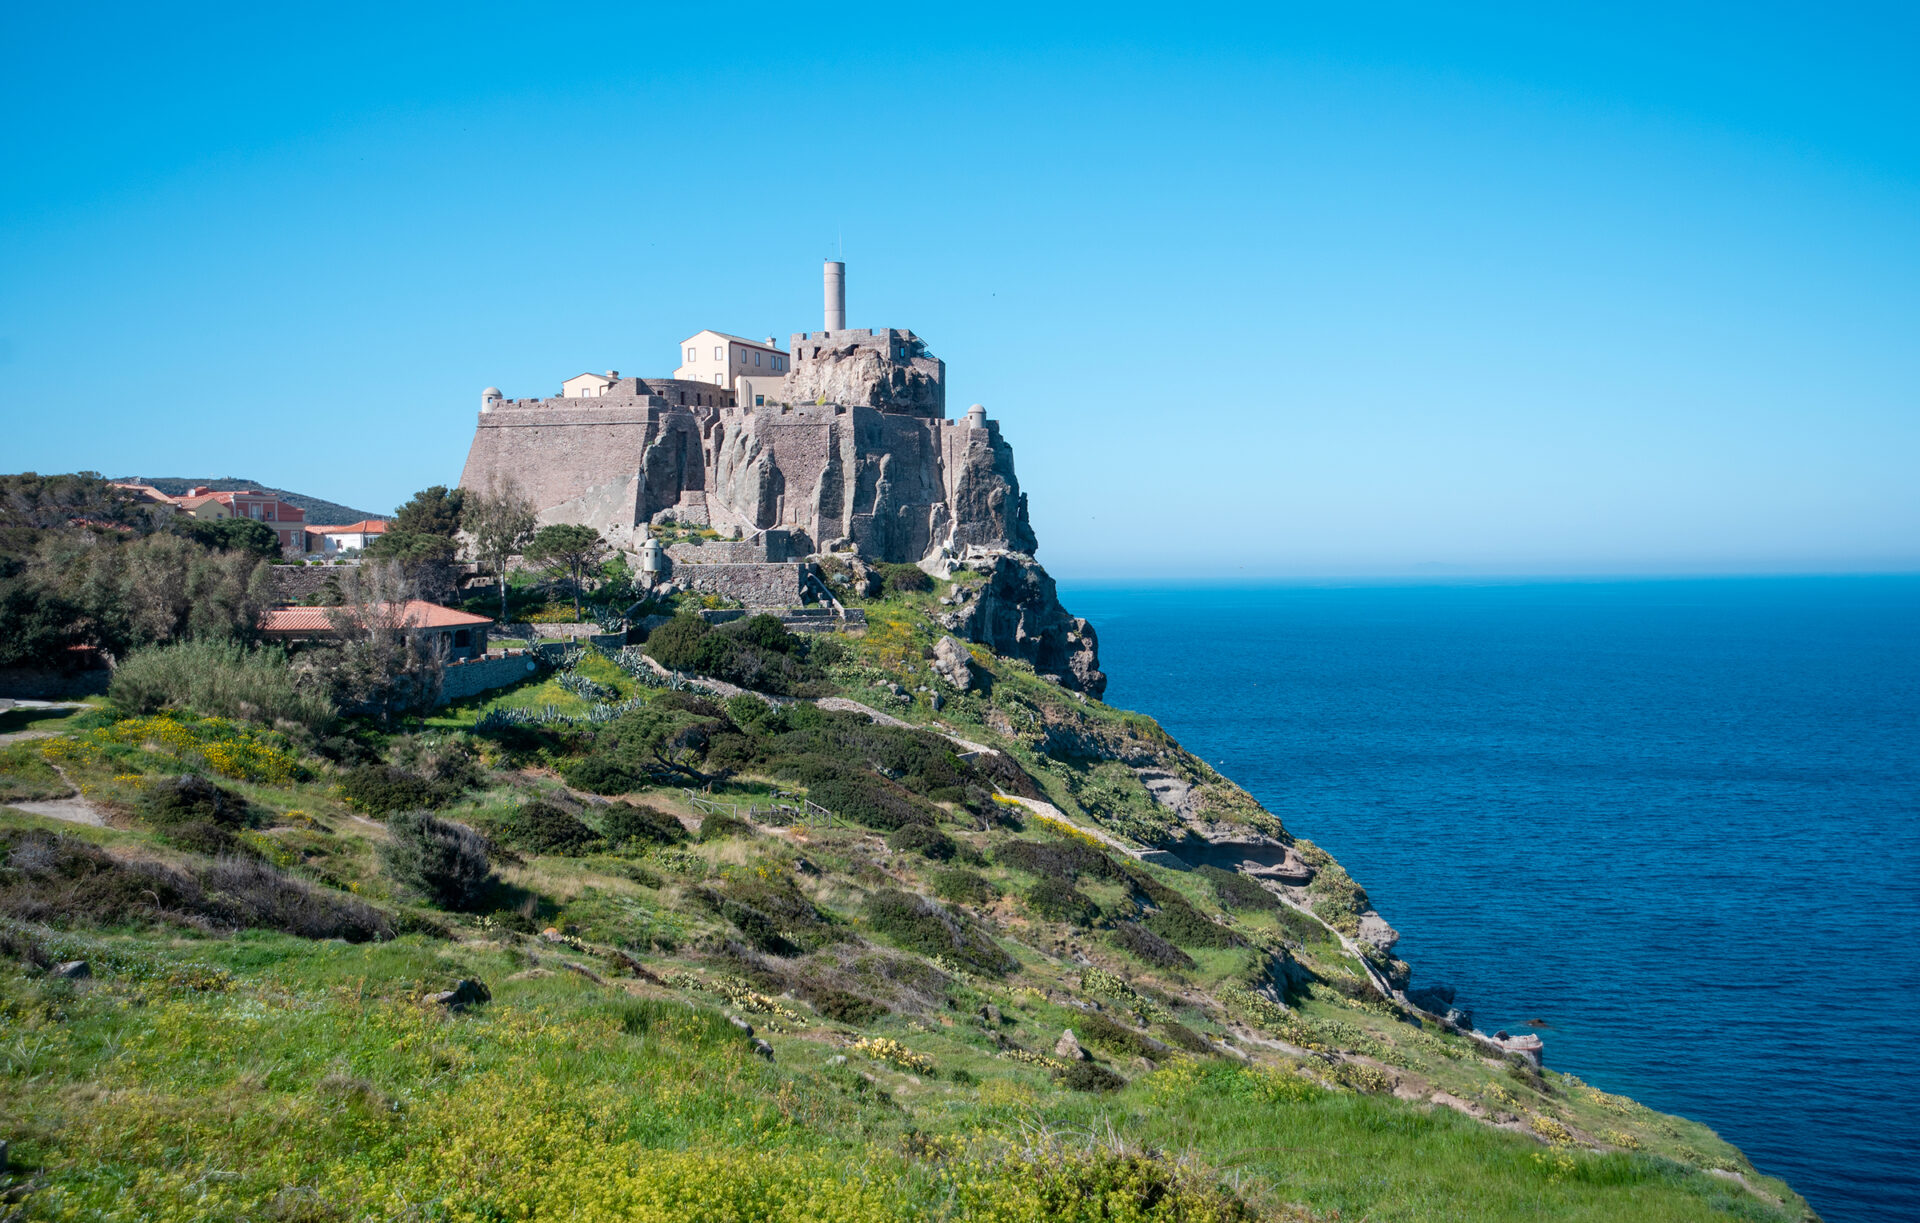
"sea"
1060,576,1920,1223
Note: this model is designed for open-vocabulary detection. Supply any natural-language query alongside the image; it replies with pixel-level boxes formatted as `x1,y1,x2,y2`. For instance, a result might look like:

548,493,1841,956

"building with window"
304,519,387,555
124,485,309,555
673,331,788,391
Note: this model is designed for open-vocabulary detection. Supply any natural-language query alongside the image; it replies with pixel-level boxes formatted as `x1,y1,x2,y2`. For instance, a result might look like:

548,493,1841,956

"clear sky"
2,3,1915,578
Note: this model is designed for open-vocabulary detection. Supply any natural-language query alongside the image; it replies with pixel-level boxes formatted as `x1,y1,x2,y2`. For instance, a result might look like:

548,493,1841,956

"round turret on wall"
481,387,503,413
964,403,987,429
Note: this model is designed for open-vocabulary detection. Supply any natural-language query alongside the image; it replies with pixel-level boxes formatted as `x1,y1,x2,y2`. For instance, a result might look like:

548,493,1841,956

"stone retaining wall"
677,563,806,607
439,653,543,704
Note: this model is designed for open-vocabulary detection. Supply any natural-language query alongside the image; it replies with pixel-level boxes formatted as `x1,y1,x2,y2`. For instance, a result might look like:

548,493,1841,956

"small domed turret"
481,387,504,413
964,403,987,429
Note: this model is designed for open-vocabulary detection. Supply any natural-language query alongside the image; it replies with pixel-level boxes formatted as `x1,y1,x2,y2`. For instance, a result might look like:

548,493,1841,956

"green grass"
0,600,1814,1223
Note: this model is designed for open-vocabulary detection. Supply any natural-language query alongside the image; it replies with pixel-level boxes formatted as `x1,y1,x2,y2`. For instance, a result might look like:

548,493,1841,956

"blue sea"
1061,577,1920,1223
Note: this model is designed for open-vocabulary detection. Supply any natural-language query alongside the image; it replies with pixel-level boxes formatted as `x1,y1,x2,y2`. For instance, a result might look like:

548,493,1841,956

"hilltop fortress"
458,262,1103,695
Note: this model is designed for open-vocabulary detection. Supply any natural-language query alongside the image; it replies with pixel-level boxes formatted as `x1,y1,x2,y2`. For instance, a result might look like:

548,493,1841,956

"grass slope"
0,591,1814,1221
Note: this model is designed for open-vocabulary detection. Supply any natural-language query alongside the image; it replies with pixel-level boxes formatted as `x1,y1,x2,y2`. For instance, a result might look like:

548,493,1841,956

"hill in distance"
115,476,381,526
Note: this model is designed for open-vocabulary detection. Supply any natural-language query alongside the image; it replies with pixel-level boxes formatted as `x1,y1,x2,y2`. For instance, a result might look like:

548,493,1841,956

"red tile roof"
259,600,491,635
309,519,387,534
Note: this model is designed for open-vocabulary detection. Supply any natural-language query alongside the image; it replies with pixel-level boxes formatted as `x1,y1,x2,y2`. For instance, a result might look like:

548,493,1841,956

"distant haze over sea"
1064,575,1920,1223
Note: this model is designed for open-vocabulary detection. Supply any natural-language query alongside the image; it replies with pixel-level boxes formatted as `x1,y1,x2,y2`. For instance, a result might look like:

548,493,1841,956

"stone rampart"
678,563,806,607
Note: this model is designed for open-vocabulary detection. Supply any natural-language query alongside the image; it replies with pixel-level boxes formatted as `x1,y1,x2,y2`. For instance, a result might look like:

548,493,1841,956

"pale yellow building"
561,370,621,398
673,331,788,391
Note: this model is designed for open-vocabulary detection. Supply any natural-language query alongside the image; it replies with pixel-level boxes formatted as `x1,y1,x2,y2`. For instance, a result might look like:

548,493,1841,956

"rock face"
940,555,1106,698
1054,1029,1088,1061
779,329,945,418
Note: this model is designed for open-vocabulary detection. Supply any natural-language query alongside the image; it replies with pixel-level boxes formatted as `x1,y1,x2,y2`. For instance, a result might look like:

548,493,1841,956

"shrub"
1144,901,1243,950
887,823,956,860
1,828,392,940
642,614,711,670
600,802,686,847
140,774,252,853
1060,1061,1126,1092
1110,921,1196,969
878,564,932,596
560,754,642,795
110,639,337,732
198,856,393,941
1025,878,1101,927
381,810,496,910
1157,1020,1214,1054
801,773,938,833
995,838,1121,883
697,814,753,842
693,886,798,955
1197,864,1281,911
490,800,603,856
1076,1011,1163,1061
864,889,1017,976
931,868,997,906
809,987,886,1024
339,764,457,816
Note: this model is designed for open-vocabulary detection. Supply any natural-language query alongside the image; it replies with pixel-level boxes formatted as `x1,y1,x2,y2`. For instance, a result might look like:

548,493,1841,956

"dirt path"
6,758,108,826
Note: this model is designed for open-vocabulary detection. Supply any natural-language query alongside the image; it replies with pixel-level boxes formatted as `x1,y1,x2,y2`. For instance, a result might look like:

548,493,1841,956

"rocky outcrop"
939,554,1105,699
780,331,944,417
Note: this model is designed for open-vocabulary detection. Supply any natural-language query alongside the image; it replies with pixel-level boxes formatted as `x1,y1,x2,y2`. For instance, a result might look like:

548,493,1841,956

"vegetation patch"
1109,920,1196,969
864,888,1016,976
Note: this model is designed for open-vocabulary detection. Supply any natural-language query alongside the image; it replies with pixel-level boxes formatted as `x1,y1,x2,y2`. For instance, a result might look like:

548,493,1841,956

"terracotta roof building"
259,600,492,661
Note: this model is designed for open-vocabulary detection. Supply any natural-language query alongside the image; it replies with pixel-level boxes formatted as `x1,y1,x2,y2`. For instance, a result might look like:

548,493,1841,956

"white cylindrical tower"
823,260,846,331
481,386,503,413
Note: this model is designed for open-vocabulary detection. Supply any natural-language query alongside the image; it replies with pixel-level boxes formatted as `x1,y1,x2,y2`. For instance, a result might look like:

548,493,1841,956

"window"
687,346,696,362
713,373,723,385
714,346,723,360
754,351,760,366
454,629,471,647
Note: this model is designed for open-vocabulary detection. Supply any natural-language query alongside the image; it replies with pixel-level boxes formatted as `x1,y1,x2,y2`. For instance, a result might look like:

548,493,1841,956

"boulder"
426,979,491,1010
727,1015,755,1037
1054,1029,1088,1061
931,636,979,691
750,1038,775,1061
978,1003,1003,1026
51,960,91,980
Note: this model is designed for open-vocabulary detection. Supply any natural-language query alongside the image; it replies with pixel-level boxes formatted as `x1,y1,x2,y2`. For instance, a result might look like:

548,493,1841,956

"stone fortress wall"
453,259,1102,695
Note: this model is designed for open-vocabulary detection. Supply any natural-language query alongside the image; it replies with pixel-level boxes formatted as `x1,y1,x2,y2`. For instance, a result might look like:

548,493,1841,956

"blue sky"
2,3,1915,577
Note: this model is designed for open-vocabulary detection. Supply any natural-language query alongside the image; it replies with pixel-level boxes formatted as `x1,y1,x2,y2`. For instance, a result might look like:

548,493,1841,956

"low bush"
886,823,956,860
1075,1011,1164,1061
1157,1020,1215,1054
995,838,1121,883
140,774,253,853
338,764,458,816
1,827,392,940
110,639,337,732
809,986,887,1024
696,814,753,843
561,755,642,795
197,856,393,941
877,564,933,596
1025,878,1101,927
1198,864,1281,911
381,810,496,910
693,886,799,955
1060,1061,1127,1092
799,772,939,833
599,802,686,847
489,800,603,856
931,868,997,906
1109,921,1196,969
864,889,1017,976
1144,901,1243,950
